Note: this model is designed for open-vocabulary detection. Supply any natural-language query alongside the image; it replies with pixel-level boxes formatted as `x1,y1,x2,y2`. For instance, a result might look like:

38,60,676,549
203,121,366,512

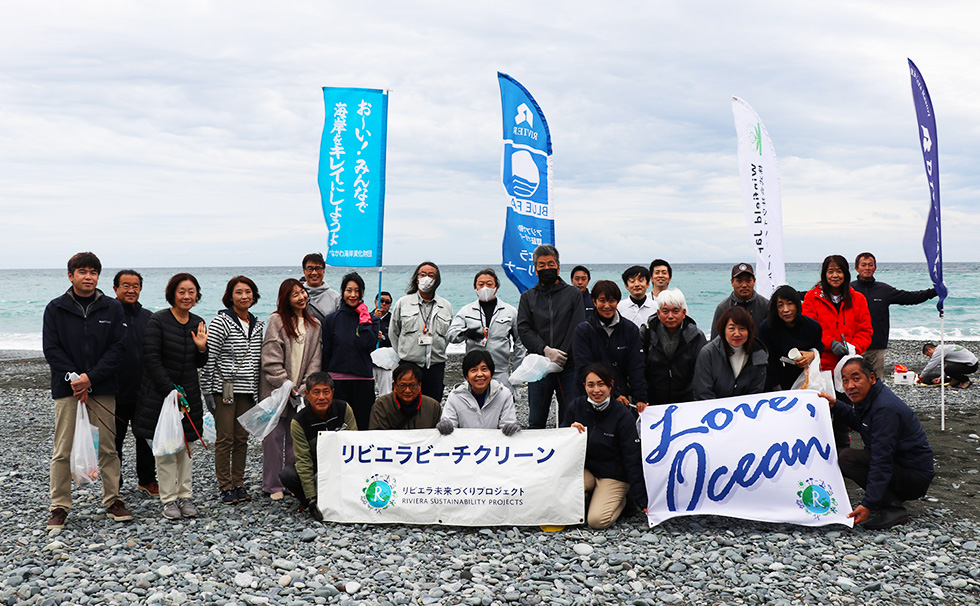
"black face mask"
537,268,559,286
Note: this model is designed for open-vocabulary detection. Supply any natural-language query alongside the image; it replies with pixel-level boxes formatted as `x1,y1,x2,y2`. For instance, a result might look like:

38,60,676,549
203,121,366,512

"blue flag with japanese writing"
317,87,388,267
498,73,554,293
908,60,948,313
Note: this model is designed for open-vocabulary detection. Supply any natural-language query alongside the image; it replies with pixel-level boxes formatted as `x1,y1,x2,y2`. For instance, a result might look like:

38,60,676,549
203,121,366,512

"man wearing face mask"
389,261,454,401
517,245,587,429
448,268,526,395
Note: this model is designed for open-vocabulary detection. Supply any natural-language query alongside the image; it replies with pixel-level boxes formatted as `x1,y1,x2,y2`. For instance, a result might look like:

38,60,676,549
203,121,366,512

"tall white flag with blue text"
317,87,388,267
732,97,785,297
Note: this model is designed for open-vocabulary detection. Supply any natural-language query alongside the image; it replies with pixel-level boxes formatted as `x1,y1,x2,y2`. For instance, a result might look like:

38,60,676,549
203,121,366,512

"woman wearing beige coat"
260,278,322,500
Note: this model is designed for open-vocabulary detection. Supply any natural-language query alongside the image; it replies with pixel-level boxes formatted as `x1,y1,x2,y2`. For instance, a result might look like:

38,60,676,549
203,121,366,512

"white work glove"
543,346,568,367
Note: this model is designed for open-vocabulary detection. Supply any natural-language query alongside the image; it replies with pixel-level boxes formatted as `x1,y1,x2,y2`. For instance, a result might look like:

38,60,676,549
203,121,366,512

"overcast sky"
2,1,977,270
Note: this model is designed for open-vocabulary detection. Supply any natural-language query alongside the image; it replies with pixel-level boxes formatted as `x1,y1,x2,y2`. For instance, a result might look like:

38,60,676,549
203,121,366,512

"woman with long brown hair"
259,278,321,501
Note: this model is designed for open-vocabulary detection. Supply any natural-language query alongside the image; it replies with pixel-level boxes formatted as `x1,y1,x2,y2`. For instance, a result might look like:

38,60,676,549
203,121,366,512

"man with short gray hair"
639,289,706,405
517,245,585,428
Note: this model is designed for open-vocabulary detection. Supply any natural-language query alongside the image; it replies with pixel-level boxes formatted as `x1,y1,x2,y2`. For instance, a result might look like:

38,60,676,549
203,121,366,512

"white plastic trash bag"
238,380,293,440
70,401,99,486
203,409,217,445
152,390,186,456
788,349,833,393
508,354,562,385
374,366,393,397
370,347,400,370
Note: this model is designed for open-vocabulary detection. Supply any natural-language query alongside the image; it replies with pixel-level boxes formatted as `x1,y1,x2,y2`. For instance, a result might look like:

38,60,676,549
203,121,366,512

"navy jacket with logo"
850,278,936,349
831,381,934,509
572,312,647,402
562,396,647,507
42,288,128,399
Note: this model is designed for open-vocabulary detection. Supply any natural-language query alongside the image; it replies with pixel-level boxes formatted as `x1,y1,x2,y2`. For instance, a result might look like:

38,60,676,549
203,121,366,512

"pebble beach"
1,340,979,605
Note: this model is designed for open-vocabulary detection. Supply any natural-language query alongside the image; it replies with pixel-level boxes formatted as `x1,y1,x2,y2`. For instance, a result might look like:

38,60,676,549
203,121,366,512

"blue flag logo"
498,73,554,293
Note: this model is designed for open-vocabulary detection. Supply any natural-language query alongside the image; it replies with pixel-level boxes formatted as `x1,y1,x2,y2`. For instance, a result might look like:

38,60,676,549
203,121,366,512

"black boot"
862,506,910,530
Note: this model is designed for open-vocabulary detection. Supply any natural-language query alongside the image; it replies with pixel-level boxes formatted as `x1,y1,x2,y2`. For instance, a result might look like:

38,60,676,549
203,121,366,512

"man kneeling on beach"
280,372,357,521
820,357,934,530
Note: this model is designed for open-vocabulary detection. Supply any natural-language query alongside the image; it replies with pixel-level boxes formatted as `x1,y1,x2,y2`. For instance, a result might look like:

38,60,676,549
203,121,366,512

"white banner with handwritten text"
317,428,585,526
641,390,853,527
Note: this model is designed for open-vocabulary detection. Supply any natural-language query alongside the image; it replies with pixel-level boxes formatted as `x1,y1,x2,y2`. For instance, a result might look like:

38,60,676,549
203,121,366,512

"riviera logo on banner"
362,474,396,511
317,428,585,526
498,73,555,293
316,87,389,268
640,390,853,527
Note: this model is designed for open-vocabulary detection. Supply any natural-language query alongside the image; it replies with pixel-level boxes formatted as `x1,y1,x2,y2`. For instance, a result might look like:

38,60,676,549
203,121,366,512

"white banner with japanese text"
640,390,853,527
317,428,585,525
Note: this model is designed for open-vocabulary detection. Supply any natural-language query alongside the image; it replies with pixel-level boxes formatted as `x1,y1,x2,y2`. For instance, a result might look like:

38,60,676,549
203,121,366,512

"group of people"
43,246,959,531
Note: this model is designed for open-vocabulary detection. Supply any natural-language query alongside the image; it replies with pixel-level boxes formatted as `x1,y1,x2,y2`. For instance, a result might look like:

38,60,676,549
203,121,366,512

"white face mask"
417,277,436,293
588,396,611,410
476,287,497,303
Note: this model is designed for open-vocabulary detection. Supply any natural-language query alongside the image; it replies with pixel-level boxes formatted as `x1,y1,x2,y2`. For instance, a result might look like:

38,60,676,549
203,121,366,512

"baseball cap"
731,263,755,279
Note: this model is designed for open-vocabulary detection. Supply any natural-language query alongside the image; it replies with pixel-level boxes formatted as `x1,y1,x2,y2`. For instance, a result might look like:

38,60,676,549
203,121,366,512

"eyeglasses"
394,382,420,390
379,299,392,305
304,265,325,272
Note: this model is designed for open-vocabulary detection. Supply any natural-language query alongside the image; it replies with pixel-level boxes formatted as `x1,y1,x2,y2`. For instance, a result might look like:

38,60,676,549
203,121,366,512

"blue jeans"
527,366,577,429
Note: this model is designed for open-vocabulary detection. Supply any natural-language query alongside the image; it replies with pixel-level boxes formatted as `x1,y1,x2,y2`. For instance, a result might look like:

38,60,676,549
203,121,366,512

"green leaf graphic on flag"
752,123,762,156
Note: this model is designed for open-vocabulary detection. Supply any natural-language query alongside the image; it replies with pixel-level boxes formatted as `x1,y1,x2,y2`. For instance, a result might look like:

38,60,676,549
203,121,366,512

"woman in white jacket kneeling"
437,350,521,435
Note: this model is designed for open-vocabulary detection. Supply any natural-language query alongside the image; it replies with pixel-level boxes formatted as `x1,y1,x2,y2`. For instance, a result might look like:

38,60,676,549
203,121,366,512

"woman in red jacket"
802,255,873,372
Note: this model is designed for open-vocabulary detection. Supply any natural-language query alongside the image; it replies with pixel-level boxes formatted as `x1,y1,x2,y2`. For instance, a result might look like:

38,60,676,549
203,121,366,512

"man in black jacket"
42,252,131,529
851,252,936,378
112,270,157,496
639,289,707,405
821,357,934,530
517,245,586,429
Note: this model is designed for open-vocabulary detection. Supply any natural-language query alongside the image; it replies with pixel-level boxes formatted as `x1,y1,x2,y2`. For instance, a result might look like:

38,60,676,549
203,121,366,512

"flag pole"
940,312,946,431
376,266,383,349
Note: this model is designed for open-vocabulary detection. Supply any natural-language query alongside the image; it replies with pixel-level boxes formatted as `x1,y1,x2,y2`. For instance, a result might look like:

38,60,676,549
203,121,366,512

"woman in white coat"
436,350,521,436
447,268,525,395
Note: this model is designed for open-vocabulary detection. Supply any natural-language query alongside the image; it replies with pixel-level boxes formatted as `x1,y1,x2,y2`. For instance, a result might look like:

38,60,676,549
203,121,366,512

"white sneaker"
162,501,181,520
178,498,198,518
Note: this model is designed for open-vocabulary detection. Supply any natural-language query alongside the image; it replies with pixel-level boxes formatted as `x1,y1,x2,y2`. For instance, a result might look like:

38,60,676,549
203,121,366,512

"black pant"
333,379,376,431
279,463,306,502
838,447,931,505
419,362,446,402
114,399,157,486
922,361,979,384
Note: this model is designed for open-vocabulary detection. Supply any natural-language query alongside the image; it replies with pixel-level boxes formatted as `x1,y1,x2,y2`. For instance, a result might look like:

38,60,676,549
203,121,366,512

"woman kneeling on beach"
134,273,209,520
563,363,646,529
436,350,520,435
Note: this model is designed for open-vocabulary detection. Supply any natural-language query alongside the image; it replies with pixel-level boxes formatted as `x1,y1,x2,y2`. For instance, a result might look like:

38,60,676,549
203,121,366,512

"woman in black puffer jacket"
134,273,209,521
321,272,379,431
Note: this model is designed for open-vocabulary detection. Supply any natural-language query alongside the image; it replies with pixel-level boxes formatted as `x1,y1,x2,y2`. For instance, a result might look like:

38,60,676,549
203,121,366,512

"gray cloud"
0,1,977,270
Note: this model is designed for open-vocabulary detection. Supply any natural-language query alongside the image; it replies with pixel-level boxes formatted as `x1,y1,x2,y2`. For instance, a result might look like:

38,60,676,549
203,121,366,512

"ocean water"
2,262,977,353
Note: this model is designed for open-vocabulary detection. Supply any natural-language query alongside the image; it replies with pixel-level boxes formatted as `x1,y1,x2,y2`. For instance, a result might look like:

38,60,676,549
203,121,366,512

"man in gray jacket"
301,253,340,322
517,245,586,429
710,263,769,339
